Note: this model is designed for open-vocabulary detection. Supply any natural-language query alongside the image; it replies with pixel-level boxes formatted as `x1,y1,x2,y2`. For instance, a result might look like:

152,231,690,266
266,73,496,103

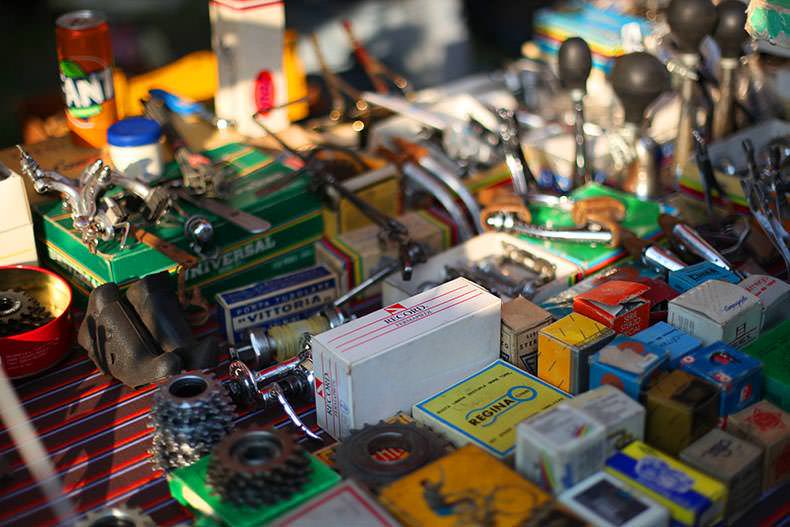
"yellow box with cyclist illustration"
379,444,551,527
412,360,569,458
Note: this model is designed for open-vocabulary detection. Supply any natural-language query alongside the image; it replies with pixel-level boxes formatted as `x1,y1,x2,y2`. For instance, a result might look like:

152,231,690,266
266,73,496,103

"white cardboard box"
0,168,37,266
515,404,607,495
739,274,790,330
668,280,763,348
565,384,646,458
312,277,501,440
559,472,670,527
382,232,581,307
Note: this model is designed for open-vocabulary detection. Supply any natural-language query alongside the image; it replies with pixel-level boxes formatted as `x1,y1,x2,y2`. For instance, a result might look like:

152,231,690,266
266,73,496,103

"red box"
573,280,651,336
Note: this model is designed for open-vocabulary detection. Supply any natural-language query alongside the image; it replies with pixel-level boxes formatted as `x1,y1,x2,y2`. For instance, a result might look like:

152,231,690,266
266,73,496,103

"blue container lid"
107,117,161,147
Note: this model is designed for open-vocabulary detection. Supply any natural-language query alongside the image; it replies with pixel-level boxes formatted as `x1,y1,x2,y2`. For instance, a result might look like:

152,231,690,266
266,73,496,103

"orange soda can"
56,10,117,148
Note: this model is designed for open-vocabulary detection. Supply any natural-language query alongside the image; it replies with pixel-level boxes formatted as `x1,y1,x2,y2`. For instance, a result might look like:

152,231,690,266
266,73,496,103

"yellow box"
605,441,727,527
413,360,569,458
379,444,551,527
537,313,614,393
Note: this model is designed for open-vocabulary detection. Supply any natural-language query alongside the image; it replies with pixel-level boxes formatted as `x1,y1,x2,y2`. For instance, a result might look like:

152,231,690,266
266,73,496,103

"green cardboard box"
34,143,323,302
744,320,790,411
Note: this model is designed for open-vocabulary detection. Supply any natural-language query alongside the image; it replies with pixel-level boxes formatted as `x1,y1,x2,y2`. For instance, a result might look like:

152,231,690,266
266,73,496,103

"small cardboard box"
679,428,763,521
216,265,338,345
668,261,741,293
644,370,720,455
574,280,651,336
635,277,679,322
727,400,790,491
413,360,569,458
679,341,763,416
0,168,37,266
566,385,647,458
633,321,702,369
538,312,615,394
739,274,790,330
668,280,763,348
744,321,790,410
515,404,607,494
500,297,554,375
558,472,670,527
605,441,727,527
271,480,399,527
589,336,668,401
378,444,552,527
312,277,500,440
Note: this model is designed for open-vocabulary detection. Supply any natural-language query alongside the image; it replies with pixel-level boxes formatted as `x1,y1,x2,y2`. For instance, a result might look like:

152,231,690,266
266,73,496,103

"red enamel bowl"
0,265,73,379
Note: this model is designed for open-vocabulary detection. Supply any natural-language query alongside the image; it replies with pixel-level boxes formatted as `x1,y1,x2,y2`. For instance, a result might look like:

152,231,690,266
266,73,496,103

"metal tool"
309,32,369,123
149,88,234,130
491,107,538,197
143,96,233,197
341,19,411,96
741,139,790,275
558,37,593,189
620,228,687,273
659,214,743,276
172,187,271,234
711,1,749,140
692,129,728,223
485,210,617,246
666,0,718,177
610,52,671,199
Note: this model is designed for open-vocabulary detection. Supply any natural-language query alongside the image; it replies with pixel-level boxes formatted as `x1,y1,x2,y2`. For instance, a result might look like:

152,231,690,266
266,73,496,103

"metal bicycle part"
334,422,450,491
75,506,156,527
485,211,615,246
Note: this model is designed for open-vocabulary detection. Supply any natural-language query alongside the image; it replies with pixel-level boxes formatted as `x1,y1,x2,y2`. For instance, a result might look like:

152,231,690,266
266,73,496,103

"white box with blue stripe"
216,265,339,345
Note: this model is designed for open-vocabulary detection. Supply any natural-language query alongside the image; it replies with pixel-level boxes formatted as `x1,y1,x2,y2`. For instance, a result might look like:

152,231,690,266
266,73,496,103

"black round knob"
558,37,593,93
714,0,749,59
611,52,671,124
667,0,718,54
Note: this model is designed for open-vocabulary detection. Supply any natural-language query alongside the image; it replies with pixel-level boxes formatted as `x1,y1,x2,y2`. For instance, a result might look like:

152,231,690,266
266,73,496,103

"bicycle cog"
0,288,52,337
333,421,452,492
75,506,156,527
206,426,312,508
149,371,235,472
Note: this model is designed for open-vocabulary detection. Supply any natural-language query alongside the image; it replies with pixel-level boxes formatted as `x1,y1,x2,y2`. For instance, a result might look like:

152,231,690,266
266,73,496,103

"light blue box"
589,336,667,401
669,261,741,293
633,322,702,369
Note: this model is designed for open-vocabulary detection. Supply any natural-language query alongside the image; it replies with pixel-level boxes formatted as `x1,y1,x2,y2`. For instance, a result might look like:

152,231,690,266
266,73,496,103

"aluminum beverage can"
56,10,117,147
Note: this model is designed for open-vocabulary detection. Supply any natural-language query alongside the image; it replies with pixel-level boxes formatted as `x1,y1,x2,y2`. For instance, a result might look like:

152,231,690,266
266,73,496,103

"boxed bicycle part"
315,210,451,296
644,371,720,456
168,452,340,527
382,232,582,306
378,444,552,527
668,280,763,348
668,261,741,293
633,322,702,369
515,404,607,495
0,164,37,266
412,359,569,458
270,480,399,527
739,274,790,330
679,341,763,416
558,472,670,527
209,0,287,136
312,277,501,440
36,143,323,301
216,265,338,345
537,312,615,394
573,280,651,336
744,321,790,410
606,441,727,527
588,336,667,401
565,385,646,458
499,296,554,375
679,428,763,521
727,400,790,491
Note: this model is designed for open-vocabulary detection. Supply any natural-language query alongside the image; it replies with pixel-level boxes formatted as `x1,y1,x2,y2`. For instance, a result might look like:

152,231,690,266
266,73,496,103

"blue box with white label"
633,321,702,369
588,336,667,401
668,261,740,293
679,341,764,416
216,265,338,345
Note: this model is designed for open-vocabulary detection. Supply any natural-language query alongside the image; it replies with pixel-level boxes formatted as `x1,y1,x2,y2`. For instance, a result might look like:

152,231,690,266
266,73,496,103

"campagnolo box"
515,404,607,495
565,384,646,458
312,277,500,440
216,265,338,345
558,472,670,527
739,274,790,330
413,359,569,458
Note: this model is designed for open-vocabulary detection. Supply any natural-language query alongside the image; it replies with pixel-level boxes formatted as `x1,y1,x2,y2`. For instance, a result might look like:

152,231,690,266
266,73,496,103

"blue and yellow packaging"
606,441,727,527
